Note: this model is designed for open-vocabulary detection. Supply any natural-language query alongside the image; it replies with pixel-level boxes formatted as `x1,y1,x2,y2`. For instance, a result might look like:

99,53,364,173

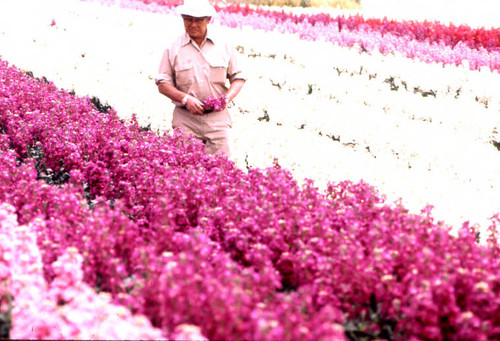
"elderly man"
155,0,246,156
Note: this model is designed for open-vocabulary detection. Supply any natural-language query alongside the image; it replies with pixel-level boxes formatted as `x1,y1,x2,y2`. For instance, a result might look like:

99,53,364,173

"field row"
226,25,500,231
87,0,500,72
1,48,500,339
1,0,497,231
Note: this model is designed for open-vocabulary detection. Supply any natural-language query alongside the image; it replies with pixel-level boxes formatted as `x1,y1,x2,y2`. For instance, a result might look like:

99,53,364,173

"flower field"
1,0,500,339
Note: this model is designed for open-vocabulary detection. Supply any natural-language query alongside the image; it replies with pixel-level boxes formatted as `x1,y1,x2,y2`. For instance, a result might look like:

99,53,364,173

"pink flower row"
0,203,164,340
218,11,500,72
0,127,211,340
0,59,348,340
222,4,500,52
2,57,500,339
81,0,500,72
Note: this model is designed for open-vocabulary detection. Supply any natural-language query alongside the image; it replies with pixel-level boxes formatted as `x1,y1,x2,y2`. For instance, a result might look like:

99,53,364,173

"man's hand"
184,95,204,115
157,84,205,115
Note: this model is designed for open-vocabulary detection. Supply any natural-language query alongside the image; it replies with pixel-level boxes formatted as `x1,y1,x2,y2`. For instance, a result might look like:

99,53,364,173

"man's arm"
158,82,204,115
226,79,245,104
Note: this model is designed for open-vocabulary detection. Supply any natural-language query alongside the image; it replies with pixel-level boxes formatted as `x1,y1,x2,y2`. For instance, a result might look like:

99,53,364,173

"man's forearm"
157,82,186,103
226,79,245,103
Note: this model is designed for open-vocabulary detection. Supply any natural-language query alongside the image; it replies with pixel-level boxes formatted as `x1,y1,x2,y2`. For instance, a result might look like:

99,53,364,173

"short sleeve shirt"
155,30,246,106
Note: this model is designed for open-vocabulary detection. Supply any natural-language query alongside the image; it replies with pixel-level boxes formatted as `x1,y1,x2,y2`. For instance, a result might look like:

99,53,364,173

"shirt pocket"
174,61,194,87
206,57,228,86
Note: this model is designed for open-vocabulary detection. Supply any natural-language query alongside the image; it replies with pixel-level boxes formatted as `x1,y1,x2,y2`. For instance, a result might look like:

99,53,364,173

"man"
155,0,246,156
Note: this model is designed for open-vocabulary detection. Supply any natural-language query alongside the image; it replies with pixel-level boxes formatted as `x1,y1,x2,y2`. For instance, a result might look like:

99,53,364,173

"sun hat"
176,0,216,18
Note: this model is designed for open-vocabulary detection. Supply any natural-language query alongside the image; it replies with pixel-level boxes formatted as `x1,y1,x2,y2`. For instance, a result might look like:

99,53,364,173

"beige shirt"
156,30,246,107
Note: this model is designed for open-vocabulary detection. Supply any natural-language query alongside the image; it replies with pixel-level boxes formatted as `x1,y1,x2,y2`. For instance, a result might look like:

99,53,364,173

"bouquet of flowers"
203,95,227,113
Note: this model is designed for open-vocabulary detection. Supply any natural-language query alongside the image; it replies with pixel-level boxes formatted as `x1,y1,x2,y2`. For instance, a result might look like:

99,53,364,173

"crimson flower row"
217,5,500,72
221,4,500,52
2,58,500,339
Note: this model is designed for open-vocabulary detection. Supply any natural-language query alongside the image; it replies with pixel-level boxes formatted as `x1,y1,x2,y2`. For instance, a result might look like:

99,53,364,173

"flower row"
223,4,500,52
82,0,500,72
0,109,210,340
218,4,500,72
0,202,164,340
3,53,500,339
0,58,348,340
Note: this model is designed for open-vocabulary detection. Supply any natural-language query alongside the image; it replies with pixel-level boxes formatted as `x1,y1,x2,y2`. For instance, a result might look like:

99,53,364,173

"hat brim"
176,5,216,18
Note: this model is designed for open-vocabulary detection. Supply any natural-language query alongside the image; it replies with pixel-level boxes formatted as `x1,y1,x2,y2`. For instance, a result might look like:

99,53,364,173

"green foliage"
0,293,12,339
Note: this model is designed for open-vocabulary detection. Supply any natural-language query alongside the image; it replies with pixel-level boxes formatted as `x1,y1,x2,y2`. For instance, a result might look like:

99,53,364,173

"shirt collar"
181,30,217,47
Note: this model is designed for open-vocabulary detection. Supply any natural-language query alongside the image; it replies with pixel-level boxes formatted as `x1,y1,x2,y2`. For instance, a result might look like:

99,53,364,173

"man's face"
182,15,211,42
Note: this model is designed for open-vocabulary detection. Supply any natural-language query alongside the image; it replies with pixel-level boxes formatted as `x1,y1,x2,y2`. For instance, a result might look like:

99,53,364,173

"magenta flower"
203,95,227,113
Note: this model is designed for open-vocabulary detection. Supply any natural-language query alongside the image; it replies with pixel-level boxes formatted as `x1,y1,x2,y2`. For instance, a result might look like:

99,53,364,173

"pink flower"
203,95,227,112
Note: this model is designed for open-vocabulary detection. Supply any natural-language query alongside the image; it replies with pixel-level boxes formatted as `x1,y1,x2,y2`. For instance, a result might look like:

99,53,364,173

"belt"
178,105,215,114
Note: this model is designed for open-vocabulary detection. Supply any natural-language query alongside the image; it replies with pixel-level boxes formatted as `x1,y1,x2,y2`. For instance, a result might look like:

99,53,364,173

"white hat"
176,0,216,18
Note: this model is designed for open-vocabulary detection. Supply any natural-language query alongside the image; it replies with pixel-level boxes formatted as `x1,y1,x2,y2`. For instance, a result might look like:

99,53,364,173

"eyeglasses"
182,15,210,23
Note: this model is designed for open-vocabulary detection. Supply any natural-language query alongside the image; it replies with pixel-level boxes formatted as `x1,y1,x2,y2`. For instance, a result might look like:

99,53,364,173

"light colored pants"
172,106,232,155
